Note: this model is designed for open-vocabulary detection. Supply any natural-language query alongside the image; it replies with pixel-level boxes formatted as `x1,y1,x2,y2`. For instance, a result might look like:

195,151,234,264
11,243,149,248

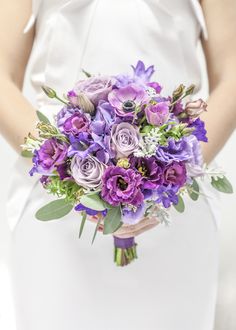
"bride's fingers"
114,217,160,238
115,222,159,239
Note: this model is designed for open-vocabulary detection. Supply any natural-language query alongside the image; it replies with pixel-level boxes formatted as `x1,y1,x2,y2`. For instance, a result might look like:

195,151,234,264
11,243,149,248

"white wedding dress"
7,1,221,329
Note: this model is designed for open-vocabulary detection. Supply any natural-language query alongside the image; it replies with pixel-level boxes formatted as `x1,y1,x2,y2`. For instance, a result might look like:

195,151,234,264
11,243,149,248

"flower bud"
172,84,185,100
41,86,57,98
77,92,95,115
185,84,195,96
185,99,207,118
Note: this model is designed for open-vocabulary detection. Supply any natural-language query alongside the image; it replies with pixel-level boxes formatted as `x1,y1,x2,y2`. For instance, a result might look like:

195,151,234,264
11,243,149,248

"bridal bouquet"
22,61,233,266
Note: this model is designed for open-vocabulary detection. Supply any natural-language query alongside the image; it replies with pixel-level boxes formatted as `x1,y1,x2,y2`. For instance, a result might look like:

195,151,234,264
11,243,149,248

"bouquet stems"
113,236,137,267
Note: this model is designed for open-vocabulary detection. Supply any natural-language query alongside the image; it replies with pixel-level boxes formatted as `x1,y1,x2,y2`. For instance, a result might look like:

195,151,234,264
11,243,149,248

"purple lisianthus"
110,122,140,158
185,99,207,119
71,154,106,190
172,100,184,116
56,163,71,180
122,203,145,225
75,204,107,217
62,112,90,137
101,166,144,207
108,84,149,118
156,137,192,164
155,185,179,208
90,100,115,136
163,161,186,187
188,118,208,142
57,106,80,129
30,138,68,175
130,156,164,189
145,101,170,126
74,76,114,105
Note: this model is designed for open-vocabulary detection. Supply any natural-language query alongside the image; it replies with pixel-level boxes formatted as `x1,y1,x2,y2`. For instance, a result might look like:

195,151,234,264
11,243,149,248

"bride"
0,0,235,329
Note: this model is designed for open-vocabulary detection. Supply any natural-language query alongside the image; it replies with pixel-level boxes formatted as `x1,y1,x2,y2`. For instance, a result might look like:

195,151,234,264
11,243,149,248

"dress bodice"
23,0,208,112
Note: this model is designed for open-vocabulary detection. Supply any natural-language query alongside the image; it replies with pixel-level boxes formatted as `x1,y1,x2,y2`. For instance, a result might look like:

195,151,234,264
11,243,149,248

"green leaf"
35,199,73,221
21,150,33,158
103,207,122,235
91,217,102,244
78,212,87,238
211,176,233,194
188,178,200,201
80,193,106,211
36,110,51,124
173,195,185,213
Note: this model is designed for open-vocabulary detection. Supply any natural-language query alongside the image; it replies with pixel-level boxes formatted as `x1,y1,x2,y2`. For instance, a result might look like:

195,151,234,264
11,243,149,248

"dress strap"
23,0,42,34
189,0,208,40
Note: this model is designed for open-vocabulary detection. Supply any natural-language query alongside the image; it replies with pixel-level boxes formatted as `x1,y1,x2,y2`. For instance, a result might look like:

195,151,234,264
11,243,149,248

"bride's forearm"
201,80,236,164
0,76,37,153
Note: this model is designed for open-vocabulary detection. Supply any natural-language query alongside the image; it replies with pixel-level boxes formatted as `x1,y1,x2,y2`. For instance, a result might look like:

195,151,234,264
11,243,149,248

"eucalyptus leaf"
79,212,87,238
103,207,122,235
21,150,33,158
173,195,185,213
36,199,73,221
91,217,102,244
36,110,51,124
211,176,233,194
188,178,200,201
80,193,106,211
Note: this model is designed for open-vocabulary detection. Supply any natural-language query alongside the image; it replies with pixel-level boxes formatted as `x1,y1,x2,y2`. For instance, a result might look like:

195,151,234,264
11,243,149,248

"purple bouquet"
22,61,233,266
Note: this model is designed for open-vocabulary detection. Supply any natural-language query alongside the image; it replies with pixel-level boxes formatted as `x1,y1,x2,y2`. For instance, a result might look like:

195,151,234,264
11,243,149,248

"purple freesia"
188,118,208,142
90,100,115,136
108,84,149,118
68,132,110,164
155,185,179,208
30,138,68,175
101,166,144,207
131,60,155,84
130,156,164,189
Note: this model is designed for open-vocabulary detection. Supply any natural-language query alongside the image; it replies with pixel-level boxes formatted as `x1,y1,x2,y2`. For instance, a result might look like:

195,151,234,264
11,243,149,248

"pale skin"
0,0,235,238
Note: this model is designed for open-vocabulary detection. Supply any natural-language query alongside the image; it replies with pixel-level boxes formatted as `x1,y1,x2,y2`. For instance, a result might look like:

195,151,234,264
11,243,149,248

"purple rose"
101,166,144,207
71,154,106,190
163,161,186,187
130,156,164,189
30,138,68,175
110,122,140,158
74,76,114,105
108,84,149,118
145,101,170,126
62,112,90,136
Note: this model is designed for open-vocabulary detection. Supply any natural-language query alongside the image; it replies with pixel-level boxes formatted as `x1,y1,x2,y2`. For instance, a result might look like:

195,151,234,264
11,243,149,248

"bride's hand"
88,214,160,238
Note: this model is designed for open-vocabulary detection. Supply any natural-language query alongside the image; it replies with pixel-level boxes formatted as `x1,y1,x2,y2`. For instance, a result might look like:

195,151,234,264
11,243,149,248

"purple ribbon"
113,236,135,249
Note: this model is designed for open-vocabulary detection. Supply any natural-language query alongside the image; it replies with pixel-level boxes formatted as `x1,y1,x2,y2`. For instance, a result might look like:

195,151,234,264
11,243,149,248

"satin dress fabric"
7,1,220,329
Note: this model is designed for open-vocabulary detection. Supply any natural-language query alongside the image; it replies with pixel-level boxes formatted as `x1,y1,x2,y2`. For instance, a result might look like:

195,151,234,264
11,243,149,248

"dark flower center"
122,100,136,113
118,177,128,190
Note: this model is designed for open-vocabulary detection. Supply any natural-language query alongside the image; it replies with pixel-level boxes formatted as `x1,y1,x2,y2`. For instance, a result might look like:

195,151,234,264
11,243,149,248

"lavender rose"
101,166,144,207
163,161,187,187
74,76,114,105
145,101,169,126
30,138,68,175
71,154,106,190
110,122,140,158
